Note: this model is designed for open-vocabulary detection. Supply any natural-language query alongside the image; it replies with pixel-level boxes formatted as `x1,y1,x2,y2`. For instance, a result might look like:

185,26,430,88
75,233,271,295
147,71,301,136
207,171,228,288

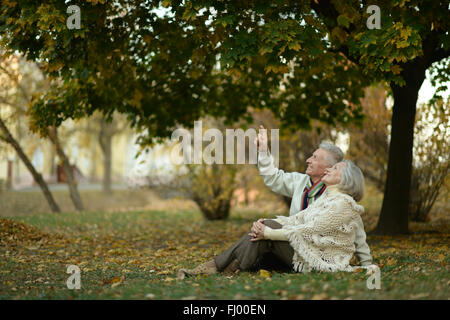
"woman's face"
322,162,345,186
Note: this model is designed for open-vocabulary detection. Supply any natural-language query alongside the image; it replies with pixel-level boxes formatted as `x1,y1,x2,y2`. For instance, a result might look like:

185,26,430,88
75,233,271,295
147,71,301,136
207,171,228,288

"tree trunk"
48,126,85,211
193,196,232,220
48,142,56,182
373,66,426,235
0,117,60,213
6,159,13,189
90,141,97,182
99,118,113,194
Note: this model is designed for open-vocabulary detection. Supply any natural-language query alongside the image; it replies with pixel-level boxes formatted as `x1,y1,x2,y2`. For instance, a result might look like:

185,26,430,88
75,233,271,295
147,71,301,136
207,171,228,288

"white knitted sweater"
266,185,366,273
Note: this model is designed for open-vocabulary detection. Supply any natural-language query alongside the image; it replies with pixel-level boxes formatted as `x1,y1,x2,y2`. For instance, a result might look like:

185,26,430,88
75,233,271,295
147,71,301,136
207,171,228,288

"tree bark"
48,126,85,211
48,142,56,182
0,117,60,212
99,118,113,194
373,66,426,235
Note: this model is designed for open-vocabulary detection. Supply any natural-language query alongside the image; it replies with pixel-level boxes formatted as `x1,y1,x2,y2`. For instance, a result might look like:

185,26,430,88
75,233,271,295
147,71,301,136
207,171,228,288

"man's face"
305,148,331,181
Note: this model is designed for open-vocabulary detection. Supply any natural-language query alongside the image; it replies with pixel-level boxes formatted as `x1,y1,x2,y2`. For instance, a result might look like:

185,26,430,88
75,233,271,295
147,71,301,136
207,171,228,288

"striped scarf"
300,178,326,210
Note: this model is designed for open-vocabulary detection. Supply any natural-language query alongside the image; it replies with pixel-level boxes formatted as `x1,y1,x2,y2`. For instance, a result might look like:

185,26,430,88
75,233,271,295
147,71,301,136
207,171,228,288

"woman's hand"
250,219,265,233
249,220,265,241
250,219,265,236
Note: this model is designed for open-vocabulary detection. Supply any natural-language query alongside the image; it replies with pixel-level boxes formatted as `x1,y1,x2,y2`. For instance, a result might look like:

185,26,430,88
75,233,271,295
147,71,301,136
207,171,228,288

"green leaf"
337,15,351,29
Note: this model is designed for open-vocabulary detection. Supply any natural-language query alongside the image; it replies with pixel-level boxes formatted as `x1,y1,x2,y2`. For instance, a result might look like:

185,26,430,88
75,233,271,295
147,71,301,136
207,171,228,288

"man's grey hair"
338,159,365,202
319,141,344,166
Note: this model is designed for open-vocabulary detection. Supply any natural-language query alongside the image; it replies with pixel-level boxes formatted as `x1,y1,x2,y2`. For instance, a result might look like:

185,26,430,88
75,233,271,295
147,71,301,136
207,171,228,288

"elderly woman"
178,159,370,278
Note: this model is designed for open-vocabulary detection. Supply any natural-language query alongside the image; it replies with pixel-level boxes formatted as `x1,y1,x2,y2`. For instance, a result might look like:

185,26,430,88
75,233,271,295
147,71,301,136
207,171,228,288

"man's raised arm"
255,125,308,198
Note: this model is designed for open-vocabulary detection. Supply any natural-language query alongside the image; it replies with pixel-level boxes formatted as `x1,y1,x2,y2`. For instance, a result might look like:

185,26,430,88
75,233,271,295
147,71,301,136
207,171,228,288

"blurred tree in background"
347,86,449,223
409,98,449,222
180,117,238,220
348,85,391,192
146,116,240,220
185,162,237,220
75,111,131,194
0,53,61,212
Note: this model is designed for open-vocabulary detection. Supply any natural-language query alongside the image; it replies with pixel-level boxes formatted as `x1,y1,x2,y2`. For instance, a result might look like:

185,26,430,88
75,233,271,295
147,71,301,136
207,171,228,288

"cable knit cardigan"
264,185,369,273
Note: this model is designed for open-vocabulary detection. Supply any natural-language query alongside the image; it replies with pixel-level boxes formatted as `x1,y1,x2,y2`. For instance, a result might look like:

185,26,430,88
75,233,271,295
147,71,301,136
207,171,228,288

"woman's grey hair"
319,141,344,166
338,159,365,202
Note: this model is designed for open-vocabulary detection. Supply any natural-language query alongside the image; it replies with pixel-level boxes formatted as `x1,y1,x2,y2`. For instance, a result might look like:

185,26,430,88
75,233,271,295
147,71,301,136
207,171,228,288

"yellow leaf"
311,293,328,300
110,275,125,288
156,270,170,275
259,269,271,278
435,253,445,262
110,276,122,283
289,42,302,51
353,267,364,273
391,65,402,75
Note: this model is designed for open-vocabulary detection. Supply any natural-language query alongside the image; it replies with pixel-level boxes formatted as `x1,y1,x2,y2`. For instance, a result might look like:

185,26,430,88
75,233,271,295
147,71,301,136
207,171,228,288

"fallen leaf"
289,294,305,300
145,293,155,299
410,293,429,299
259,269,271,278
311,293,328,300
156,270,170,275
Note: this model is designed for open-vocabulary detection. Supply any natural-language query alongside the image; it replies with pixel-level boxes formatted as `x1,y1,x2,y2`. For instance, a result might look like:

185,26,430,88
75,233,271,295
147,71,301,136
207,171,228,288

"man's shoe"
223,259,240,275
177,259,218,280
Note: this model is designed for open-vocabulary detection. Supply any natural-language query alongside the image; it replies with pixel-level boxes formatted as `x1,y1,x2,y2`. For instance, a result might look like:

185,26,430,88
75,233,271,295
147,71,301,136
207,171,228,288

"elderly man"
249,125,372,269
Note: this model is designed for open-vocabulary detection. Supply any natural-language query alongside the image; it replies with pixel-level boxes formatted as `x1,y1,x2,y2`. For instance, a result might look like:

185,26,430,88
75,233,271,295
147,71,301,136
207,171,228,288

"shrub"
184,163,237,220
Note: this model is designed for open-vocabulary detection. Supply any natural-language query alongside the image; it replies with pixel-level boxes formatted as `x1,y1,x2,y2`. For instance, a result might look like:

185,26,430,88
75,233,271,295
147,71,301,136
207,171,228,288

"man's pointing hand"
254,125,268,152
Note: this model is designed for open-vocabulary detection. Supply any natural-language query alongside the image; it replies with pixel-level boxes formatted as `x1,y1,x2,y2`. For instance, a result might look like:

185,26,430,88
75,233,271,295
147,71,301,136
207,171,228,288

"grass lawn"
1,205,448,300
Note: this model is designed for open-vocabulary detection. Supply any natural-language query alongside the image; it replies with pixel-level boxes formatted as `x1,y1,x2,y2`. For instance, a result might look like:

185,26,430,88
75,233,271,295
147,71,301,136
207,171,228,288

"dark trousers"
214,220,295,272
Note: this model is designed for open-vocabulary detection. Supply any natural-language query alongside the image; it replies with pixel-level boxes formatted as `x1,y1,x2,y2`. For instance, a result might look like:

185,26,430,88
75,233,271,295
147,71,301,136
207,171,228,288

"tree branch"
0,63,32,102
